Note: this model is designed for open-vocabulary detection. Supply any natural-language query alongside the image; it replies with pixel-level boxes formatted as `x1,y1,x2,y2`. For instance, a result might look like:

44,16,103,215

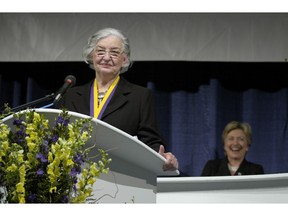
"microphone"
53,75,76,104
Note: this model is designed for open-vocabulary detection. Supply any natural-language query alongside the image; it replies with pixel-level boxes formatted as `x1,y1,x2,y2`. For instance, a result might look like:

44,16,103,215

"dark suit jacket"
201,157,264,176
56,77,165,152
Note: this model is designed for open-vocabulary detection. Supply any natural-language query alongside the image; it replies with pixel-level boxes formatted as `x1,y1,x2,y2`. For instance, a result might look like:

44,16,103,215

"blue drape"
1,62,288,176
152,79,288,176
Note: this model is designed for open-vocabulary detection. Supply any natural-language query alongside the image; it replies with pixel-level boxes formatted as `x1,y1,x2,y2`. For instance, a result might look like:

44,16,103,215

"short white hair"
82,27,132,73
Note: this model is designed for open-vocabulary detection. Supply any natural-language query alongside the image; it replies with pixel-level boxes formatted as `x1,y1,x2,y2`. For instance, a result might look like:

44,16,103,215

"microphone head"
65,75,76,87
53,75,77,105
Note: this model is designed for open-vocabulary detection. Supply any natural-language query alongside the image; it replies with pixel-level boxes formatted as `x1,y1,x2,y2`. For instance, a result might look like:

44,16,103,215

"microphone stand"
10,93,56,113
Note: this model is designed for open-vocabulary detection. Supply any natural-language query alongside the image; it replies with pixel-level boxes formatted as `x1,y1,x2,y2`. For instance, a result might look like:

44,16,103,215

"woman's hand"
158,145,179,171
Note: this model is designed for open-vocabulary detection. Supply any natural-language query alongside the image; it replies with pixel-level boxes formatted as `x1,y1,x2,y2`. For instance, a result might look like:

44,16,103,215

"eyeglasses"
226,136,246,142
94,48,123,59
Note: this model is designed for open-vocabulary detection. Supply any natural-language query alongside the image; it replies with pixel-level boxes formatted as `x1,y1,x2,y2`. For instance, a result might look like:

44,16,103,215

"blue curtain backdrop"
1,61,288,176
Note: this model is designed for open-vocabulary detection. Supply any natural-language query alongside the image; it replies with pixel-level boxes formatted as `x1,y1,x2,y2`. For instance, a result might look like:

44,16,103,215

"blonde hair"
222,121,252,146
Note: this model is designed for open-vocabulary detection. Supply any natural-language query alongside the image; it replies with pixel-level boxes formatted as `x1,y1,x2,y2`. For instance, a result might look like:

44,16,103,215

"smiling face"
224,128,249,161
92,35,128,77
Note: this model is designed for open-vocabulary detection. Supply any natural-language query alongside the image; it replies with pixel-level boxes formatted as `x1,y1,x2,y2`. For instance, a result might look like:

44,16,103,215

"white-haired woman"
57,27,178,171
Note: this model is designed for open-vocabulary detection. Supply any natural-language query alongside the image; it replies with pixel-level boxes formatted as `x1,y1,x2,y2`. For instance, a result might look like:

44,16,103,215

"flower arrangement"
0,106,111,203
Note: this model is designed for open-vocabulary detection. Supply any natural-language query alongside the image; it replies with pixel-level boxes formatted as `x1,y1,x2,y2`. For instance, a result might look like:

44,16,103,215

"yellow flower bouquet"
0,107,111,203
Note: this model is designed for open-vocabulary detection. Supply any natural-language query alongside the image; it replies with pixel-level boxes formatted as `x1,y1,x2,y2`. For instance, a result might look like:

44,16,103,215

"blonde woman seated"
201,121,264,176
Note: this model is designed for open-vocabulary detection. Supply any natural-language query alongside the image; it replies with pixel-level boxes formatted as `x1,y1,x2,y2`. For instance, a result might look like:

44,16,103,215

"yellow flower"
84,188,93,197
81,131,88,139
49,187,57,193
65,159,74,167
1,141,9,150
19,197,25,203
87,177,96,185
19,164,26,178
26,141,36,152
16,182,25,193
82,168,88,178
33,112,41,120
7,163,18,172
48,152,53,162
89,163,99,176
77,178,85,189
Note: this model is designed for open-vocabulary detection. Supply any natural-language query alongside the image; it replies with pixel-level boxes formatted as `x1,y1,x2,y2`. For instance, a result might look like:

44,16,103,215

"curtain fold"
152,71,288,176
1,61,288,176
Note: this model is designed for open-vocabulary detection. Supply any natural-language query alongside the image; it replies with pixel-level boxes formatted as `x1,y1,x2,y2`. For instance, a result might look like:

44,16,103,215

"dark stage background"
1,61,288,176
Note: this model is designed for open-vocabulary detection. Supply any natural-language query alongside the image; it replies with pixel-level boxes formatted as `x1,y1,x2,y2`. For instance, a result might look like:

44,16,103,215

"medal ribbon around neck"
90,75,120,119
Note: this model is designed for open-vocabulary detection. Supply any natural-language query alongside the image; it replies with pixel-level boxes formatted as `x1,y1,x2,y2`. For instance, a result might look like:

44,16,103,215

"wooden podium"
2,108,179,203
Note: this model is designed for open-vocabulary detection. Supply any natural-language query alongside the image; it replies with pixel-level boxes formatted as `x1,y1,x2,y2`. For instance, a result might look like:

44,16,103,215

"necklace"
97,90,108,105
228,164,239,172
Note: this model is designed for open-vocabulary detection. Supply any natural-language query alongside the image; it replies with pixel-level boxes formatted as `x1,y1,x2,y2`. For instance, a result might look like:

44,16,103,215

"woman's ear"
122,54,129,67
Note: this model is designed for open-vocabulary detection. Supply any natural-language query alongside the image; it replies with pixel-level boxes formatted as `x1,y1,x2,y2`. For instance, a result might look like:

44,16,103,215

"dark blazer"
201,157,264,176
56,77,165,152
